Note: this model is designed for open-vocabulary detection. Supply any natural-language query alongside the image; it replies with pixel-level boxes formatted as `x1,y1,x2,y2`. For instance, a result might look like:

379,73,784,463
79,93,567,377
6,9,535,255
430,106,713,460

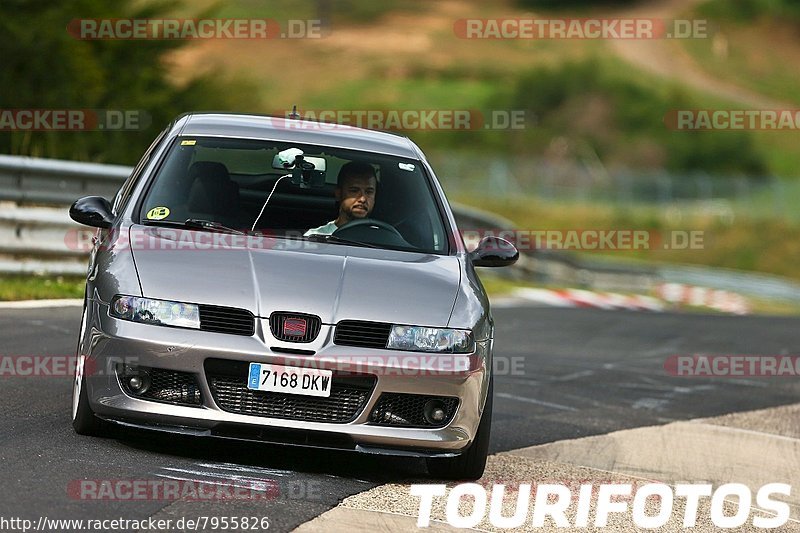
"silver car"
69,113,518,479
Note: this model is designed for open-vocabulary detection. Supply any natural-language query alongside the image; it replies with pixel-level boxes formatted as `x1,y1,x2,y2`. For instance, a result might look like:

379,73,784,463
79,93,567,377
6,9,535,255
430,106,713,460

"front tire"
72,356,111,436
72,305,112,437
426,378,492,480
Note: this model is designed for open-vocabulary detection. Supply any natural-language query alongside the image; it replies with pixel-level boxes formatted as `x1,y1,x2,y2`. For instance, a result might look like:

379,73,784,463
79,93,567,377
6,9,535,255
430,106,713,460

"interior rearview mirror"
272,148,326,188
273,148,304,169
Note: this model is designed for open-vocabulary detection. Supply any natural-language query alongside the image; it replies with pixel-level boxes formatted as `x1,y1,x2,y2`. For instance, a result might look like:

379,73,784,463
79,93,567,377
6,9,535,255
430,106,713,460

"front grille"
269,312,321,343
199,304,255,336
334,320,392,349
369,393,459,428
205,359,375,423
118,366,202,407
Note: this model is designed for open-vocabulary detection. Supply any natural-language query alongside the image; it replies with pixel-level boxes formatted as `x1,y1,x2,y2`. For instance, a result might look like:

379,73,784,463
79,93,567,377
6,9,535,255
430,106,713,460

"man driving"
304,161,377,236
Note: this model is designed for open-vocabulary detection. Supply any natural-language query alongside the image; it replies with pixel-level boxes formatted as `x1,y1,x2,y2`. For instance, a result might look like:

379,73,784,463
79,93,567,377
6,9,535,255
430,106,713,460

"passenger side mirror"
69,196,114,229
469,236,519,267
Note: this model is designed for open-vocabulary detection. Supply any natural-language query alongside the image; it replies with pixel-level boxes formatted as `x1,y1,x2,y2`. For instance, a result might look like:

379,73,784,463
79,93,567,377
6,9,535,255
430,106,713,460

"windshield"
138,136,449,254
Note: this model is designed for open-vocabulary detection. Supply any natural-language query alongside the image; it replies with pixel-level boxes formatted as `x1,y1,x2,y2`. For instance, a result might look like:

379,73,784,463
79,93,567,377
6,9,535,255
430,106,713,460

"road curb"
0,298,83,308
293,405,800,531
292,507,464,532
504,420,800,519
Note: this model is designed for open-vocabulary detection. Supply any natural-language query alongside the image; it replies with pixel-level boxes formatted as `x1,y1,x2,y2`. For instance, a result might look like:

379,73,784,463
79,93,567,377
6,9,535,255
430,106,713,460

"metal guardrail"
0,154,129,205
1,155,800,303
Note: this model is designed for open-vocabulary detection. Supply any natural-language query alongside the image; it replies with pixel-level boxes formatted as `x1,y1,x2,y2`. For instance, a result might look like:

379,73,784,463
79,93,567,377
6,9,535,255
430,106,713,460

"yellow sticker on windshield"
146,206,170,220
180,139,196,146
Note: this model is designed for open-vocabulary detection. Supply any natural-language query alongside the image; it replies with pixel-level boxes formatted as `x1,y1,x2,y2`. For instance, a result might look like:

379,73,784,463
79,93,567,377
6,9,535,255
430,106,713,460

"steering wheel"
333,218,411,248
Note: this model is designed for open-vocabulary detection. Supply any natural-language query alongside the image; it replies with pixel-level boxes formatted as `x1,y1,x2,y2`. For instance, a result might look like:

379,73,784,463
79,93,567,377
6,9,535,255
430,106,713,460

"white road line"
153,473,274,492
194,462,294,476
0,298,83,309
551,369,595,382
688,422,800,443
496,392,577,411
500,377,544,386
158,466,276,482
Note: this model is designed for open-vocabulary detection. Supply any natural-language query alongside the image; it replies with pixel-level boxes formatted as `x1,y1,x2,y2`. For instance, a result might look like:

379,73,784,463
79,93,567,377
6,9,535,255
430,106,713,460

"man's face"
336,174,376,222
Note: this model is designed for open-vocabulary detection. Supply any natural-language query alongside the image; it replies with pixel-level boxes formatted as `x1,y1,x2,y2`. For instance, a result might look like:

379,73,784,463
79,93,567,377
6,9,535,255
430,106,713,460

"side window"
112,128,169,215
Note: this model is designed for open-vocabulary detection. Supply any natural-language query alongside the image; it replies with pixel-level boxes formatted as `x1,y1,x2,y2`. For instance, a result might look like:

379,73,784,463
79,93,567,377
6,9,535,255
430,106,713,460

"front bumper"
83,301,491,456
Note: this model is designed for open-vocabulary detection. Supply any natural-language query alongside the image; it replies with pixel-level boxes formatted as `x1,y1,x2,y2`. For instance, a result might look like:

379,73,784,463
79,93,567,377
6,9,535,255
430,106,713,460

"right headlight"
109,295,200,330
386,325,475,354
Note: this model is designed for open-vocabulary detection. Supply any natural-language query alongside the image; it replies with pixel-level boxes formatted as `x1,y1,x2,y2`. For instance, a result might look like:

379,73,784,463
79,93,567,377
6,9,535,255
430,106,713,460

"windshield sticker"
398,162,415,172
146,206,170,220
180,139,197,146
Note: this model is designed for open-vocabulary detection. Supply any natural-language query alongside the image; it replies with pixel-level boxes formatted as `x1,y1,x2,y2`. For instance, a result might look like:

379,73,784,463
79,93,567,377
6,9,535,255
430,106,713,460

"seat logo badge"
283,318,307,337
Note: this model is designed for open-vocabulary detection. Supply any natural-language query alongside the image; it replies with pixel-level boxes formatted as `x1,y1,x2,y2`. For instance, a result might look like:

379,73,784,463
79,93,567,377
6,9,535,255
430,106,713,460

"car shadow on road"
109,425,429,482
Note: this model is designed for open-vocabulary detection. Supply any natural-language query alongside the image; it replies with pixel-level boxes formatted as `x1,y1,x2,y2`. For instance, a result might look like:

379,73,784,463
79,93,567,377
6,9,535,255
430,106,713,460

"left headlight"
109,295,200,330
386,325,475,353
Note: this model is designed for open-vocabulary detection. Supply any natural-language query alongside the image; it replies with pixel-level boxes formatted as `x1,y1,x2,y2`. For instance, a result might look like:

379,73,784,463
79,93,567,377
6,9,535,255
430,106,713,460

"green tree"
0,0,253,164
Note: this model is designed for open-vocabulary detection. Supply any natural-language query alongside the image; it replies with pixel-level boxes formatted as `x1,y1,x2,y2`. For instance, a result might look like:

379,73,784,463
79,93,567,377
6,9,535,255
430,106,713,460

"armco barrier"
0,155,543,277
1,155,798,304
0,154,129,205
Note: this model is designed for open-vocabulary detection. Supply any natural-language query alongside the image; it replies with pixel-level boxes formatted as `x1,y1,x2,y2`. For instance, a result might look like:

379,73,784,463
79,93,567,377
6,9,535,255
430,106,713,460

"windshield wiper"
142,218,246,235
183,219,246,235
307,234,380,248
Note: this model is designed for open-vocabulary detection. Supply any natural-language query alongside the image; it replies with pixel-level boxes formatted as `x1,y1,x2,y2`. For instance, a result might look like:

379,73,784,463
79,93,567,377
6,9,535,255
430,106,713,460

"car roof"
178,113,421,159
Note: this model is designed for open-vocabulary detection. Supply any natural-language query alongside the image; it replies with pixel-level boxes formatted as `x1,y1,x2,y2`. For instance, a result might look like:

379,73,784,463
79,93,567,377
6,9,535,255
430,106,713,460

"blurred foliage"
318,0,419,24
697,0,800,24
514,0,641,10
0,0,783,178
455,192,800,281
331,56,769,176
189,0,417,24
504,59,768,176
0,0,255,164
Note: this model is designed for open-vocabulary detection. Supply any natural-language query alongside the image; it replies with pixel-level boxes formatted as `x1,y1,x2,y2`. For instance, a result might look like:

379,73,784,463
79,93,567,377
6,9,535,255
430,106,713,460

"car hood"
129,227,461,326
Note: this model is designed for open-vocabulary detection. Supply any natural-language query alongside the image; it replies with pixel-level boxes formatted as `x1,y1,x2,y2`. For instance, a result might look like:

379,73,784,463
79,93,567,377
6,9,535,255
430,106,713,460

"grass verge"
477,272,800,316
454,193,800,281
0,275,85,301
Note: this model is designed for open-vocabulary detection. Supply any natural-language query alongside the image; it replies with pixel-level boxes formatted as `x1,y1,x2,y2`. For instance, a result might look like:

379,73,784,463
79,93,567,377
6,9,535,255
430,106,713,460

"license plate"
247,363,332,398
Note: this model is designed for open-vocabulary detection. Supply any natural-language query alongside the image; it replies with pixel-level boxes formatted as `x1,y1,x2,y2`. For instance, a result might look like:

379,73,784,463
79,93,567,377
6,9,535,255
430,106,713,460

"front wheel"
72,355,112,437
72,305,112,437
72,358,109,436
426,378,492,480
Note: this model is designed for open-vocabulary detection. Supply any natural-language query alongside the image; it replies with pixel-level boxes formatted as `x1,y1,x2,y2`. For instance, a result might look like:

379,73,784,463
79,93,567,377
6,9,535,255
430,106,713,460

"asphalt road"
0,305,798,532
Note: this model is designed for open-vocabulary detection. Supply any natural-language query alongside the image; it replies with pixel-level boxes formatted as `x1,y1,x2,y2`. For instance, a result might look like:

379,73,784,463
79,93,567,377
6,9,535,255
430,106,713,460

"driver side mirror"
469,236,519,267
69,196,114,229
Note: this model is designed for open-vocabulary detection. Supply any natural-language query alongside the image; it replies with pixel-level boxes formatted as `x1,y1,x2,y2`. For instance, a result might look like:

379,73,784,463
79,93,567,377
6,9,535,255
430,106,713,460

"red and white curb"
511,288,666,312
507,285,750,314
656,283,750,315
